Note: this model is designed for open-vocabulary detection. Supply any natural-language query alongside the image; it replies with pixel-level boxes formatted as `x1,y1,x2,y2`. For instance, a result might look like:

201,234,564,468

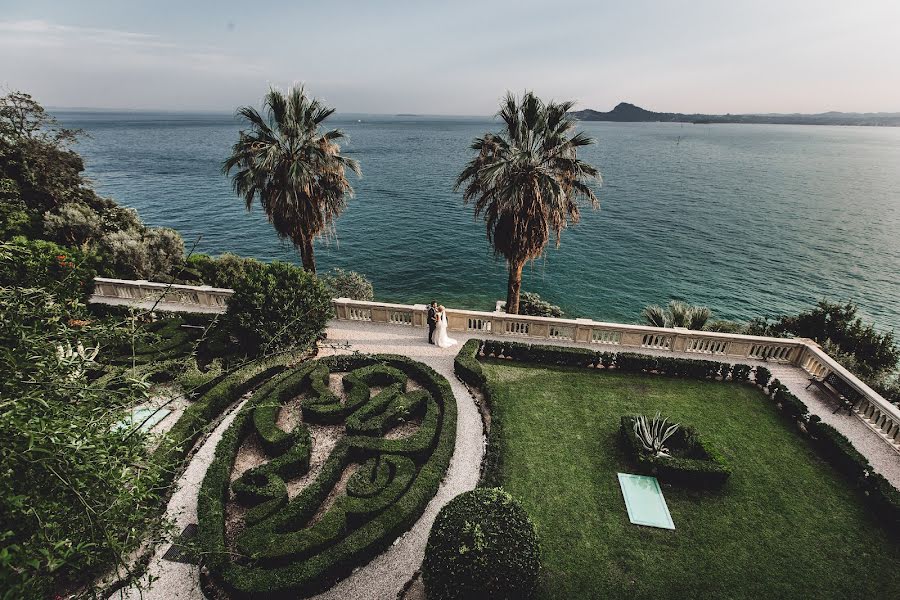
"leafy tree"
321,267,374,301
456,91,601,314
0,91,87,214
223,87,360,273
98,227,184,280
225,260,333,355
772,300,899,377
516,291,563,317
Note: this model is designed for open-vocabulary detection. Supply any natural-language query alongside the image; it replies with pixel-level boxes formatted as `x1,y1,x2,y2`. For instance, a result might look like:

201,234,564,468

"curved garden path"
116,318,898,600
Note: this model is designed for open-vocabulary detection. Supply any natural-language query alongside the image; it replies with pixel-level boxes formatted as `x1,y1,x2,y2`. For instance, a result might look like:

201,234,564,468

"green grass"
482,359,900,600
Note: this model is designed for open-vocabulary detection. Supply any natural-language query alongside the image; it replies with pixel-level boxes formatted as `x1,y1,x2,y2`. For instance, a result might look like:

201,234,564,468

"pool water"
617,472,675,530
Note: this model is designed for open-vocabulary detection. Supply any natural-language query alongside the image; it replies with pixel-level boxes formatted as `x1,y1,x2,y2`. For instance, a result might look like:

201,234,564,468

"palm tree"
642,300,712,330
455,92,601,314
223,86,360,273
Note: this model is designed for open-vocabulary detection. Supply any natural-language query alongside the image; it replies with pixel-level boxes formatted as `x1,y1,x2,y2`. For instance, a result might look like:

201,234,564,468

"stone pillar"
621,332,643,348
671,327,689,352
412,304,427,327
575,319,594,343
333,298,350,320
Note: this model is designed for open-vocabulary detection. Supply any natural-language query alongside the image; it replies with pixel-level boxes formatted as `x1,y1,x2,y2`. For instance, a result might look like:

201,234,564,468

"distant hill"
570,102,900,126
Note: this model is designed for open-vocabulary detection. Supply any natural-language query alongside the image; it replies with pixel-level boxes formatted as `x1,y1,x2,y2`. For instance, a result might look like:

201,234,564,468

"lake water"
56,111,900,331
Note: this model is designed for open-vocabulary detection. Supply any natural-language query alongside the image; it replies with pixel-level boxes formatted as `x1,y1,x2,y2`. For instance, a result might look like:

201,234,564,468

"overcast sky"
1,0,899,115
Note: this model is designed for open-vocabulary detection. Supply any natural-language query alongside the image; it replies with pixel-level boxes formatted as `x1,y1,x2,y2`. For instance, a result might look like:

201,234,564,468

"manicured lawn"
482,359,900,600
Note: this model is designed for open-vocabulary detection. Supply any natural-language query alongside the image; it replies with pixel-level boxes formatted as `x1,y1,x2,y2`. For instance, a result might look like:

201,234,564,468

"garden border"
454,338,900,532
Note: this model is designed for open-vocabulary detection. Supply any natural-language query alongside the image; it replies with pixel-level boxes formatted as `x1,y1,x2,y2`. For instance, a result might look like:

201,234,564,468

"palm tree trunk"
506,260,524,314
300,238,316,273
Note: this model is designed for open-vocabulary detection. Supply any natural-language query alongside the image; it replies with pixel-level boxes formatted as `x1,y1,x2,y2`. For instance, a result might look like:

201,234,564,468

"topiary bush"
755,365,772,388
423,487,540,600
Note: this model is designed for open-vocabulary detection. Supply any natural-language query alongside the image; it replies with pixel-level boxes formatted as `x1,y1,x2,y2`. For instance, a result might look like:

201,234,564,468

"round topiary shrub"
423,487,540,600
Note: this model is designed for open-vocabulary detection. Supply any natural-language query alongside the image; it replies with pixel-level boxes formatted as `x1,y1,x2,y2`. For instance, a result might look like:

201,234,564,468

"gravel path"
115,318,898,600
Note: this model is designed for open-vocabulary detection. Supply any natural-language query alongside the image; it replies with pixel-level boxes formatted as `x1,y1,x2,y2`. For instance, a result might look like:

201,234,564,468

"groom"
427,300,438,344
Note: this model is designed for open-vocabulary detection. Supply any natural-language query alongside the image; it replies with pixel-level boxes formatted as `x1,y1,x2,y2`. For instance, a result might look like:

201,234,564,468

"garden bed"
619,415,732,487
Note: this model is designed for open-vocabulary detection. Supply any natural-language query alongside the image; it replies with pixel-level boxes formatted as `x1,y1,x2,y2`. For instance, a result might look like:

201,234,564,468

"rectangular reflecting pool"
617,473,675,530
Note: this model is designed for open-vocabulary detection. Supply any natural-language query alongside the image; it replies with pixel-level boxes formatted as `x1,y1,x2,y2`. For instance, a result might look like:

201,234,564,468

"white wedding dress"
433,312,457,348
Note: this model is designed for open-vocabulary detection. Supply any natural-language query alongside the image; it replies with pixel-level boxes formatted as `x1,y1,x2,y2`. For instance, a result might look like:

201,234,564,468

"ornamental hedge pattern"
197,354,457,598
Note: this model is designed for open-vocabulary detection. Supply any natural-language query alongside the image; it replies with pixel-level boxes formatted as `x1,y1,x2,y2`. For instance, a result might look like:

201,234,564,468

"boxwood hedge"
197,354,457,598
620,416,732,487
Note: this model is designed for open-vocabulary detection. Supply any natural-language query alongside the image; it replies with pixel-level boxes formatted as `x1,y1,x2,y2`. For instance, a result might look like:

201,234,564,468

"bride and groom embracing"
427,300,457,348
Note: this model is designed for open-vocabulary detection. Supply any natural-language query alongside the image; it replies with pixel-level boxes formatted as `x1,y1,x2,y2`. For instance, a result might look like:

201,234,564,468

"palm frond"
223,85,359,271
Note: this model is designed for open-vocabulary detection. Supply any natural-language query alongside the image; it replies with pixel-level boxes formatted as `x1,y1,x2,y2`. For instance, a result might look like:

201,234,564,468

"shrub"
615,352,658,374
807,421,871,482
423,488,540,600
755,366,772,388
731,364,752,382
779,390,809,422
225,260,333,355
98,226,185,280
0,194,36,238
320,267,374,301
865,473,900,533
183,252,266,289
0,286,162,598
198,354,458,598
455,339,486,389
620,416,732,487
454,340,505,486
0,237,96,305
516,291,563,318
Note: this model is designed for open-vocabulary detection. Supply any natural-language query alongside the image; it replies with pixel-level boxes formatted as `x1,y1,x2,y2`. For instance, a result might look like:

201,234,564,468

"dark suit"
427,305,437,344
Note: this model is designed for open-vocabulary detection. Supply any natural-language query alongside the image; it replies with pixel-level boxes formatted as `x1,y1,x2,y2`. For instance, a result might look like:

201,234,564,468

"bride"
433,305,457,348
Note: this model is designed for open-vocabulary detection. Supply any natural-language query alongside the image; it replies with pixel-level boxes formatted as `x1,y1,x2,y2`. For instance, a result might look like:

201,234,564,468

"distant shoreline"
570,102,900,127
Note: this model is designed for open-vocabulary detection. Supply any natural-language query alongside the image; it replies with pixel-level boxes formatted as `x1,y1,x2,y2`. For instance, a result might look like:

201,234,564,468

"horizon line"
46,104,900,118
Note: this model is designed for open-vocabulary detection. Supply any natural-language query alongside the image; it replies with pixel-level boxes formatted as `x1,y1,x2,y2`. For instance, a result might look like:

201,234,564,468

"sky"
1,0,899,115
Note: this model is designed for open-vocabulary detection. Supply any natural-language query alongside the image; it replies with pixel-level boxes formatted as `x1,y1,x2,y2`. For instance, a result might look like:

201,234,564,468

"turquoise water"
617,473,675,530
56,111,900,330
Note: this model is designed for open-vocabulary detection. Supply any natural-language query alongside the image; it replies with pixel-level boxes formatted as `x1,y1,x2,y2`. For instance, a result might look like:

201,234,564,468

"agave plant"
633,411,680,457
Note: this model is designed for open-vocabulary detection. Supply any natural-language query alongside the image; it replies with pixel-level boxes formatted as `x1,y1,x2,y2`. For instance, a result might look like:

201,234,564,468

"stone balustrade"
90,277,233,313
83,281,900,452
333,297,900,452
